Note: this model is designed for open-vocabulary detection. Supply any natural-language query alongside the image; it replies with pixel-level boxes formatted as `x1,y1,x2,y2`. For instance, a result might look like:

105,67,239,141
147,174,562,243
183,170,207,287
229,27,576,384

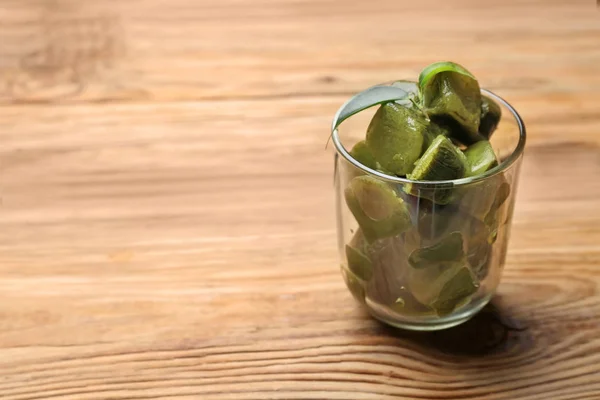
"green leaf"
391,80,419,103
332,85,412,132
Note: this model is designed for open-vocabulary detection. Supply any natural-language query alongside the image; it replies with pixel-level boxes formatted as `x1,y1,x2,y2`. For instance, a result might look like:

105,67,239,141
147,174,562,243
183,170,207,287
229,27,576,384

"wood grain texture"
0,0,599,399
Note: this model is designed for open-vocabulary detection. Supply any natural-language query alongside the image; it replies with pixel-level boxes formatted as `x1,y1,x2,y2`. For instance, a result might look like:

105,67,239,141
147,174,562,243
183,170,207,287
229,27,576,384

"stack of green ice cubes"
343,62,510,317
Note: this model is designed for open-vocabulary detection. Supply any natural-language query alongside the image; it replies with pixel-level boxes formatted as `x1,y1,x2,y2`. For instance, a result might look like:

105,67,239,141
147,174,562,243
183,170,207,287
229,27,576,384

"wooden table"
0,0,599,398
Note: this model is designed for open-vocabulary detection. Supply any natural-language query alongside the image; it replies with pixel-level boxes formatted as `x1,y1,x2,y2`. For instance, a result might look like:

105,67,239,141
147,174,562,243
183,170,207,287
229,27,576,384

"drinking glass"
332,82,526,331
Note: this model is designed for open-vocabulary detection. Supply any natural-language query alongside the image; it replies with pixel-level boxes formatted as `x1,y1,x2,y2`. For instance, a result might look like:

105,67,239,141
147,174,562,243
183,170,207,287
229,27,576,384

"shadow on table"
375,299,533,356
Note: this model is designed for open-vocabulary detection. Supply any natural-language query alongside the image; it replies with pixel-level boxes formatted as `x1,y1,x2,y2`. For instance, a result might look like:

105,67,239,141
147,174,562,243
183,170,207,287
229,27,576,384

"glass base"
365,294,492,331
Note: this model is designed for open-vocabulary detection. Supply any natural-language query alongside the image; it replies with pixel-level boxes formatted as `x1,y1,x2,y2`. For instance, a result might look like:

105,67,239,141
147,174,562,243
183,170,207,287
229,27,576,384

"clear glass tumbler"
332,82,526,331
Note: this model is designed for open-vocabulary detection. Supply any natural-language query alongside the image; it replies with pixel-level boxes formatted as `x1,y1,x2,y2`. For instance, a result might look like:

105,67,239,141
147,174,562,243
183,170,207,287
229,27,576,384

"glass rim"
331,86,526,187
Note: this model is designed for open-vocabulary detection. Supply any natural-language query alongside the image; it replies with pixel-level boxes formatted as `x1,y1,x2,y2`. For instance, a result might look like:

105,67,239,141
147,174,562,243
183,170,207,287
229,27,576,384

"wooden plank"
0,98,599,398
0,0,599,398
0,0,598,102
